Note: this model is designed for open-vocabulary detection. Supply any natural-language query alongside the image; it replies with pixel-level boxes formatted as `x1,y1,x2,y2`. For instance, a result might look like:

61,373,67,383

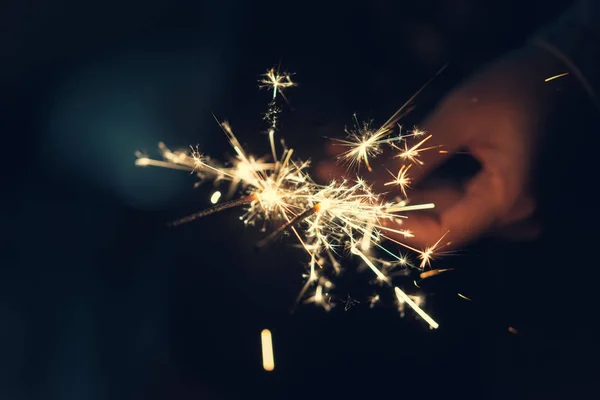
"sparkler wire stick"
169,195,257,226
255,203,320,249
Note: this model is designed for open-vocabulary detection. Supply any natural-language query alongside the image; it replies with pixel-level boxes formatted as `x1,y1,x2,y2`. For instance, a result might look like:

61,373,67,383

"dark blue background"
3,1,597,399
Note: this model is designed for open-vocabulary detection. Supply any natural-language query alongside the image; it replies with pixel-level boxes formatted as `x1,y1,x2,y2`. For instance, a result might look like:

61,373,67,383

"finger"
387,170,508,249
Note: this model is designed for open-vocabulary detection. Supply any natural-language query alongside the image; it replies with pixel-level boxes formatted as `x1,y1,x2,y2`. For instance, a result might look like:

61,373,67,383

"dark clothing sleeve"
532,0,600,106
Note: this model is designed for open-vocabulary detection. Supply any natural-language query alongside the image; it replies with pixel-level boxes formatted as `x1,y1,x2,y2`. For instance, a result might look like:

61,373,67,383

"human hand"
318,45,566,250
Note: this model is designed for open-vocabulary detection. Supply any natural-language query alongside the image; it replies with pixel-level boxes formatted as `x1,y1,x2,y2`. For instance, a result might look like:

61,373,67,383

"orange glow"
419,268,454,279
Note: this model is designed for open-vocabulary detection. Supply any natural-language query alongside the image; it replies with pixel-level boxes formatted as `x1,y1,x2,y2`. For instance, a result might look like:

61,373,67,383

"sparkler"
136,67,448,328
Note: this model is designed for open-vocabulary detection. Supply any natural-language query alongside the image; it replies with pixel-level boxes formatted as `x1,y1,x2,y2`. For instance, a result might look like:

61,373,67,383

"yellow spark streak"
457,293,472,301
210,191,222,204
291,226,325,271
544,72,569,82
375,64,447,134
260,329,275,371
381,230,424,255
394,287,439,329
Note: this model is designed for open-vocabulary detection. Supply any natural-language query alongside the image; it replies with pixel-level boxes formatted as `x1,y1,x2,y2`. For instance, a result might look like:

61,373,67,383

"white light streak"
261,329,275,371
394,287,439,329
210,191,222,204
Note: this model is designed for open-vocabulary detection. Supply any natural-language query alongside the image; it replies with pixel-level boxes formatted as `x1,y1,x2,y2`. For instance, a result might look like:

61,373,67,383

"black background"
3,0,598,399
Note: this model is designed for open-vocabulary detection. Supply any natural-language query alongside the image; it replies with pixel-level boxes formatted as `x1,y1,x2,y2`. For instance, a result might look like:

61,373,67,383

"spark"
259,67,297,100
544,72,569,82
333,115,391,172
419,268,454,279
438,149,470,155
394,134,441,165
395,287,439,329
304,283,334,311
411,127,426,137
368,294,380,308
384,164,412,198
395,252,412,268
351,246,390,284
418,231,451,269
136,65,450,326
210,191,222,204
457,293,472,301
342,294,360,311
261,329,275,371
